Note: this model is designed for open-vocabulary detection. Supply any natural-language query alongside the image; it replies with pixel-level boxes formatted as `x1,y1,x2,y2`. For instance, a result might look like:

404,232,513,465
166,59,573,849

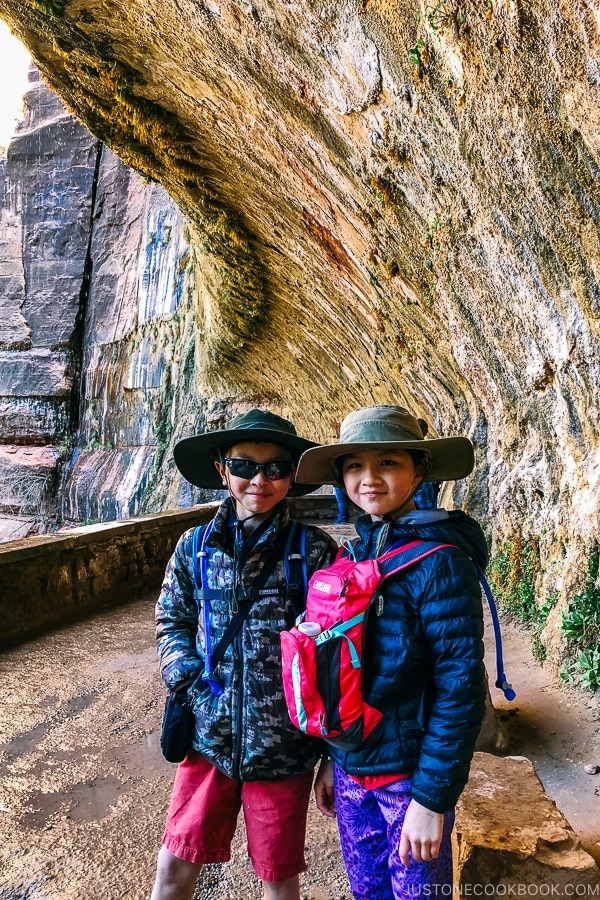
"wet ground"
0,521,598,898
0,592,352,900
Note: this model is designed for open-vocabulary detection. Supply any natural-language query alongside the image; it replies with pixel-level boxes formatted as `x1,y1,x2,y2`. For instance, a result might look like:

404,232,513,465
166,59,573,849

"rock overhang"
0,0,600,630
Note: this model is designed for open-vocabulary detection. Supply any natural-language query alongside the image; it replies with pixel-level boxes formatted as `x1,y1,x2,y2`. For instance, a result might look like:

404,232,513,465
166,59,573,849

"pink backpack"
280,539,454,751
281,537,516,752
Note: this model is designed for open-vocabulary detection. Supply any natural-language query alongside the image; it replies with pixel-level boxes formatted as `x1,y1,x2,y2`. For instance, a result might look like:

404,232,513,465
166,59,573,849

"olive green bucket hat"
295,405,474,485
174,408,320,496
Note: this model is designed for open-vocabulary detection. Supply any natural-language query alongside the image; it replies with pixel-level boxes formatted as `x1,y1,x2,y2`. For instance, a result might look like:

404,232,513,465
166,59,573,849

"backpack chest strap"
194,586,286,602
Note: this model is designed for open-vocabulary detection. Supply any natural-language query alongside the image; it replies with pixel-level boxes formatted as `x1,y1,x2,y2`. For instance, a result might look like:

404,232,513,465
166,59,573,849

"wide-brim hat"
174,408,320,496
295,405,474,485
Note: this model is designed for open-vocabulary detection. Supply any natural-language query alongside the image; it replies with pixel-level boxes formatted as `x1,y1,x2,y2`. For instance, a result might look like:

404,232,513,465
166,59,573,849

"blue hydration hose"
193,520,224,697
478,568,517,702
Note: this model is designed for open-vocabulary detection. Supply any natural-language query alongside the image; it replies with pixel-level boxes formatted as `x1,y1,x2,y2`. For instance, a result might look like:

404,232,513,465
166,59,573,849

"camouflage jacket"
156,498,337,780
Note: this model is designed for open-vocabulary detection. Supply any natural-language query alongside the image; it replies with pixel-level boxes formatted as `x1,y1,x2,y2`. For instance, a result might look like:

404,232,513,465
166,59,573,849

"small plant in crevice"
423,214,450,249
368,174,396,207
56,434,75,459
560,549,600,691
417,0,454,31
85,434,103,453
425,285,437,307
30,0,67,17
531,592,557,663
408,38,426,70
384,257,400,278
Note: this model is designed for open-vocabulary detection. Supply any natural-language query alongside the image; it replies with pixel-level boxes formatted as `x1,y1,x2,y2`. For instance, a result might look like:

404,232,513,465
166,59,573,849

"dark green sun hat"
174,408,320,496
295,405,474,485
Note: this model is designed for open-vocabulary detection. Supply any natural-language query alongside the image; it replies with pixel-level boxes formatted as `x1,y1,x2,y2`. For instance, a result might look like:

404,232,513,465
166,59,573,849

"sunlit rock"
455,753,600,887
0,0,599,667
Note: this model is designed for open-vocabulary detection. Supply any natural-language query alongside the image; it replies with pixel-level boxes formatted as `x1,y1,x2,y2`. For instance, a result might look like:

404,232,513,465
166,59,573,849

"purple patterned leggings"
334,765,455,900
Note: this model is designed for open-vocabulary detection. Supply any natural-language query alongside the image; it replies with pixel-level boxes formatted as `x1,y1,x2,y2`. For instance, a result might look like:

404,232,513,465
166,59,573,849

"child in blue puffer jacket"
295,405,487,900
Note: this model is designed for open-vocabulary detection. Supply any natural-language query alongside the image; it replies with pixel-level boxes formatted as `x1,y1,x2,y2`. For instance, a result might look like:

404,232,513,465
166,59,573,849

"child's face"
215,441,294,520
340,448,423,520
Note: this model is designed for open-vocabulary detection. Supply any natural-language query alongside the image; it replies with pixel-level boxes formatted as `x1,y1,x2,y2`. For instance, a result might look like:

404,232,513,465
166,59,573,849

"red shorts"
162,750,314,882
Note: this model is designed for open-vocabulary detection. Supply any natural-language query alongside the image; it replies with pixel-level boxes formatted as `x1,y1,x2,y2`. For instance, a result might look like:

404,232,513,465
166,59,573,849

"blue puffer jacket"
329,508,488,813
156,498,337,781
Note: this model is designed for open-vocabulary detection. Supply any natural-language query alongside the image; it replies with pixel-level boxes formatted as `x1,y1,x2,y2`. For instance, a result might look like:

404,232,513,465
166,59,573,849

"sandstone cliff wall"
0,68,214,539
0,1,599,670
0,67,95,538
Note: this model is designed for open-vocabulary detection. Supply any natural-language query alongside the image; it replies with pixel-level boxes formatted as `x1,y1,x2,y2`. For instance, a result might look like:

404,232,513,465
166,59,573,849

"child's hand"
314,758,336,817
398,799,443,866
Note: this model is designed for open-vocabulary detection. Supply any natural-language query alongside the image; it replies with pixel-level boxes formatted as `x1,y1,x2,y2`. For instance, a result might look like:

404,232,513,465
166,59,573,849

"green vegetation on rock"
560,548,600,692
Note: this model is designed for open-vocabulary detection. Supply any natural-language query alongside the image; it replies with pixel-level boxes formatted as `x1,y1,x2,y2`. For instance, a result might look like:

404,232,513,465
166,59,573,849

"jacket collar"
207,497,291,559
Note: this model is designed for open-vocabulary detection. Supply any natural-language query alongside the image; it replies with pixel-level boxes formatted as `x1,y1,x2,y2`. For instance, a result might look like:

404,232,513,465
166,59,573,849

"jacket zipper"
373,523,390,616
229,515,286,779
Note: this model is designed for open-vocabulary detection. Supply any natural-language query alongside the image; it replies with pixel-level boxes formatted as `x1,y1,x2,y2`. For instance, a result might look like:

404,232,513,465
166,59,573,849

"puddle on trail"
17,730,172,831
0,722,50,759
0,692,100,758
24,776,123,828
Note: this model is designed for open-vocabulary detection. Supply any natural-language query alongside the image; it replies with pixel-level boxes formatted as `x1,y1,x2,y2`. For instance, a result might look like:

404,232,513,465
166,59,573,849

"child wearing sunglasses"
151,409,337,900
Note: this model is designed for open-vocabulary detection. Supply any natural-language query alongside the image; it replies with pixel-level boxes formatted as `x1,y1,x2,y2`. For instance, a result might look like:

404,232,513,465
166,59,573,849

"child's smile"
216,440,294,522
341,448,423,519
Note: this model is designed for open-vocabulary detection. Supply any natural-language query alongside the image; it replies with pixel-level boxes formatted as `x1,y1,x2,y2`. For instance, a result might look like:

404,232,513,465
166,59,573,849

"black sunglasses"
222,457,295,481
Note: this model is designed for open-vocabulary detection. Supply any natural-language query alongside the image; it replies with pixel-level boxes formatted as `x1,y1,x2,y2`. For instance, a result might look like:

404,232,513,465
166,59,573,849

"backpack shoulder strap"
191,519,224,697
191,521,215,604
201,519,295,696
283,520,308,617
191,522,211,595
377,539,456,577
377,538,516,702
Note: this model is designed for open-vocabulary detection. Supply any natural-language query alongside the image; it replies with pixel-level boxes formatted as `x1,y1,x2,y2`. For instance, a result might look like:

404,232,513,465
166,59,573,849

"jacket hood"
355,509,489,571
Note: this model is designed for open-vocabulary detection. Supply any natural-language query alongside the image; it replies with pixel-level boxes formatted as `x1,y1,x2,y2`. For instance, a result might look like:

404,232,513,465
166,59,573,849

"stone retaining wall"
0,494,336,650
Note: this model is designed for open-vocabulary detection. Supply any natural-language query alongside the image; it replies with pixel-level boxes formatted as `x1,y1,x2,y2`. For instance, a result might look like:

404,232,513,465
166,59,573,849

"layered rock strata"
0,68,206,537
0,67,96,538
